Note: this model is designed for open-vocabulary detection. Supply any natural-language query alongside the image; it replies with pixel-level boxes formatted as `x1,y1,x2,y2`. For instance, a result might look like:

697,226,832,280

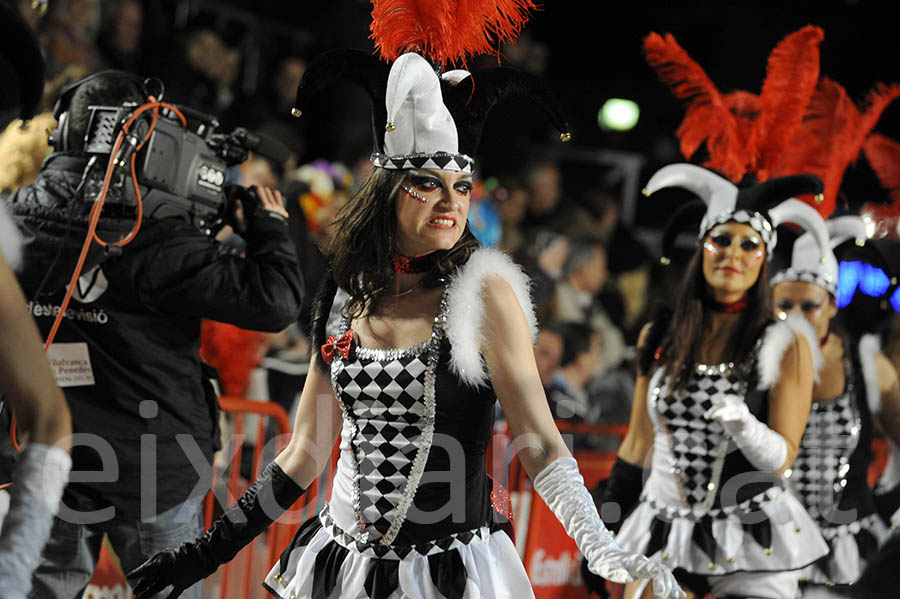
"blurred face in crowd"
534,329,564,388
111,0,142,54
241,156,278,189
497,186,529,225
701,222,765,301
275,58,306,111
528,162,561,216
576,331,603,378
772,280,837,340
572,246,608,294
395,169,472,256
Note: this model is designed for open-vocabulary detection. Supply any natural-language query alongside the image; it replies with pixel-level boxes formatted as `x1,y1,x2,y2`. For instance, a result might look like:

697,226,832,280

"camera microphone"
231,128,291,164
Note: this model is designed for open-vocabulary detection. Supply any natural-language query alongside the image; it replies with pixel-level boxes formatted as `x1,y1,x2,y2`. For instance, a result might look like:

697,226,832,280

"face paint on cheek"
401,185,427,204
703,240,719,256
752,249,764,260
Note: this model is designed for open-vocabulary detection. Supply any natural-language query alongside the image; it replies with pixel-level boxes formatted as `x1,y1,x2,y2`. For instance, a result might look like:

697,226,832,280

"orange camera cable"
8,99,186,452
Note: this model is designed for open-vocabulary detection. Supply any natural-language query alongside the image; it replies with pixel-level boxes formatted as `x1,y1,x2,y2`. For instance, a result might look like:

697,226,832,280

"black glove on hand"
128,461,305,599
598,457,645,529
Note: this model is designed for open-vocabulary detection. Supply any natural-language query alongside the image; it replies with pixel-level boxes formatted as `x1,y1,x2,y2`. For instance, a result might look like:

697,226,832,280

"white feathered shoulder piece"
0,201,23,271
859,334,882,416
756,313,824,390
445,247,537,388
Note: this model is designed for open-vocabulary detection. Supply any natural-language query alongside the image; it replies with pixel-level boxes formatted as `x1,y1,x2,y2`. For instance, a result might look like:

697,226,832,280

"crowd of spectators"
1,0,699,446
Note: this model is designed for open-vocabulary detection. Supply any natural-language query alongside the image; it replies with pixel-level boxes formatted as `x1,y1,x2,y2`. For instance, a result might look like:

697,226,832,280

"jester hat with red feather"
642,27,830,260
292,0,570,174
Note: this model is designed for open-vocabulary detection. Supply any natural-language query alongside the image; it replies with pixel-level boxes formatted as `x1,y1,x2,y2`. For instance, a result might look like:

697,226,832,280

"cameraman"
3,70,303,599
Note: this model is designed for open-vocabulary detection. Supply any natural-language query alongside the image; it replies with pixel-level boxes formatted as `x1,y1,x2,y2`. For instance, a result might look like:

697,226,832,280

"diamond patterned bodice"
330,292,447,545
654,363,740,507
788,355,860,524
335,350,429,538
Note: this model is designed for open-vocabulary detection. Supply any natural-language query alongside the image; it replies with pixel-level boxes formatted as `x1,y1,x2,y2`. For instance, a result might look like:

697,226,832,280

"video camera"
50,71,290,234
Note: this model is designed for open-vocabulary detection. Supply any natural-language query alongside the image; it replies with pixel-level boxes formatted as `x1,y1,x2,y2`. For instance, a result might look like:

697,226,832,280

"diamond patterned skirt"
796,512,891,585
615,485,829,576
263,509,531,599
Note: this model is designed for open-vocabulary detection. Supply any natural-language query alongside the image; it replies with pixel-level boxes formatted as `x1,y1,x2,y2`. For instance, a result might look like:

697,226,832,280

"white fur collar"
445,247,536,388
0,201,22,271
859,334,882,416
756,313,823,390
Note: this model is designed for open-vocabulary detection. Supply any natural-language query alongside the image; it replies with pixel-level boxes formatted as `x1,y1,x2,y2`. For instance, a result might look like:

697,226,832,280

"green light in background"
598,98,640,131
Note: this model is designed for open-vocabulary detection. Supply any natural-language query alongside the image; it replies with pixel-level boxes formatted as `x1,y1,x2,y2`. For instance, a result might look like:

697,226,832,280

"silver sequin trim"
333,289,450,545
380,292,448,545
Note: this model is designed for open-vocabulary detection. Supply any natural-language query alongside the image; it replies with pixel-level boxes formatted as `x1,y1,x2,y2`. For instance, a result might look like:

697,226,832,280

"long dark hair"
325,167,480,319
660,248,773,387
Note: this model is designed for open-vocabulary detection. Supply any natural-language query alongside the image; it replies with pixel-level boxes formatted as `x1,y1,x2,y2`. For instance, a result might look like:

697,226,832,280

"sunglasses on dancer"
704,232,763,254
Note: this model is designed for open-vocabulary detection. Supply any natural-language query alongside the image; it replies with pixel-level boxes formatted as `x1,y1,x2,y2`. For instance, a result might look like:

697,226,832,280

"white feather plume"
0,201,23,271
757,313,823,390
859,334,882,416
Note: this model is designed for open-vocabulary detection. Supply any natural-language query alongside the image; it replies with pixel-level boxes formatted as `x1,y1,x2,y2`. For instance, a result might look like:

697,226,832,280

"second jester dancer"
130,2,685,599
593,26,841,599
772,218,900,595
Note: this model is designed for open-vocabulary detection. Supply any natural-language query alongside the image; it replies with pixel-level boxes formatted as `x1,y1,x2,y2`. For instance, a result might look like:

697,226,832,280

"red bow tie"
321,329,354,364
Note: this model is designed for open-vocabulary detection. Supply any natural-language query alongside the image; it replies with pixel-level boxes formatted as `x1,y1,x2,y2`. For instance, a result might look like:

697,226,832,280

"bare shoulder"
481,273,518,307
480,273,530,340
876,352,900,392
637,322,653,349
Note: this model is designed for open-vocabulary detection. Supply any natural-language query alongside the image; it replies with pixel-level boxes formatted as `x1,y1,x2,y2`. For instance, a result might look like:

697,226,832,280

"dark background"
157,0,900,224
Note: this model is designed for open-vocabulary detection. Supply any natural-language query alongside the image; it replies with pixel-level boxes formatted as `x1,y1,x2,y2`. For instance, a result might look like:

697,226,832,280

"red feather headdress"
370,0,537,66
862,132,900,236
293,0,569,171
774,80,900,217
643,26,824,183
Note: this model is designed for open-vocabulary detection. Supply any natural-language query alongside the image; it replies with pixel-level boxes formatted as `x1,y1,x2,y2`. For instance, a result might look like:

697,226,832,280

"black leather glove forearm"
128,461,305,599
598,457,645,530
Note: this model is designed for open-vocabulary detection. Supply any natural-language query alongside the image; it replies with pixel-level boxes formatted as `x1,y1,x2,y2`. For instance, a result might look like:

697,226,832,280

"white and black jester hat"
771,215,870,295
291,49,570,175
645,163,829,261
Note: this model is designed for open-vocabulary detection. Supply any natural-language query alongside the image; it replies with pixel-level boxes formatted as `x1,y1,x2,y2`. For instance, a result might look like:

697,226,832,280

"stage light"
836,261,861,308
598,99,640,131
859,262,891,297
891,287,900,312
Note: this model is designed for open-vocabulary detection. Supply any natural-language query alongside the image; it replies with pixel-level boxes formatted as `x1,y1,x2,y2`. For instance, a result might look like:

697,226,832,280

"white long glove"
704,395,787,472
0,443,72,599
533,457,685,599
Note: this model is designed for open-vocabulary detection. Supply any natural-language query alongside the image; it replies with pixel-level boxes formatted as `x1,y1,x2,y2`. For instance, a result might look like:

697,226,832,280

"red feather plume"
370,0,536,66
644,27,823,183
749,25,823,180
864,133,900,212
200,321,269,397
643,32,747,181
774,79,857,216
774,80,900,217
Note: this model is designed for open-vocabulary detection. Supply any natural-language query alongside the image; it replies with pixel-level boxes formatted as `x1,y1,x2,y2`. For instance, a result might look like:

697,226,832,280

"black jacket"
3,153,303,519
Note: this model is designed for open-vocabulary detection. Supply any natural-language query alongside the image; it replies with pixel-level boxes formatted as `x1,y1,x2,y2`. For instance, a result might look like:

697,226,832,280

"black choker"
391,252,431,274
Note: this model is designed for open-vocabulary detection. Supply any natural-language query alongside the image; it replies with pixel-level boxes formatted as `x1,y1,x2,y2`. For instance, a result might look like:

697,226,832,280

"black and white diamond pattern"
335,354,428,539
657,368,736,506
790,389,859,523
770,268,836,296
371,151,474,174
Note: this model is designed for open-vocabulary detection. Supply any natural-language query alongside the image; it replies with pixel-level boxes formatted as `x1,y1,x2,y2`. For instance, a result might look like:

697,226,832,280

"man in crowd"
3,70,303,598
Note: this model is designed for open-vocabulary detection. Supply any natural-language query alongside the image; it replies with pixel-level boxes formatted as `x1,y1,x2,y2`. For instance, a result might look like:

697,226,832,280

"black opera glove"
128,461,305,599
